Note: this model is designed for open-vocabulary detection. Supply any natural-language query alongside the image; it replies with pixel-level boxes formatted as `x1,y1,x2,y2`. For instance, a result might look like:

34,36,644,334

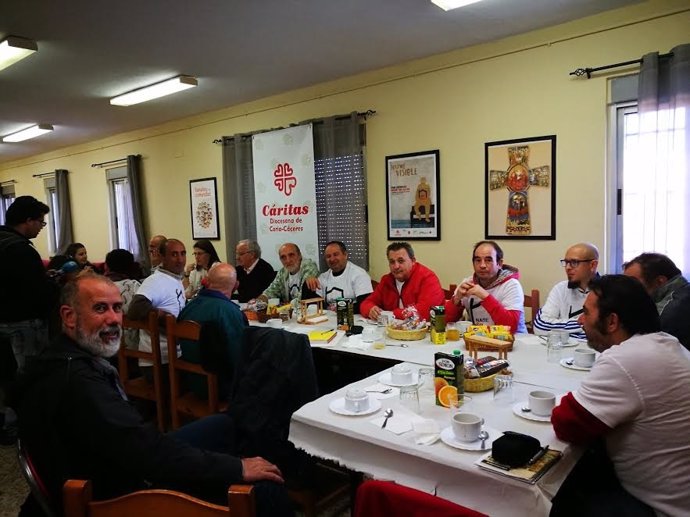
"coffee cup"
361,326,378,343
344,388,370,413
573,348,596,368
390,363,413,384
451,413,484,442
458,321,472,334
266,318,282,328
529,390,556,416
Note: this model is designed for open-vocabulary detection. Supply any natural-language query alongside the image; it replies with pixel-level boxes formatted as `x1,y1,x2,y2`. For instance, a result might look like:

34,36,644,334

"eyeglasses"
236,251,250,258
560,259,594,267
192,251,208,257
36,219,47,227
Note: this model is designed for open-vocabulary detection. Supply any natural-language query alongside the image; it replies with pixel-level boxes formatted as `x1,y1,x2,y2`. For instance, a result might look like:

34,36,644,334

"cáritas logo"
273,163,296,196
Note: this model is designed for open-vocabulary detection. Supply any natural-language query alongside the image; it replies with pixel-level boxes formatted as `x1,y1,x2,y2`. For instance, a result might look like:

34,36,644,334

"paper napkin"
342,335,370,350
370,413,415,435
412,419,441,445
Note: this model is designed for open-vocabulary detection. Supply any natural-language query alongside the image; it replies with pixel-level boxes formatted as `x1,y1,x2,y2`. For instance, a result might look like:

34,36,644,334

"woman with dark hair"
183,239,221,299
65,242,100,273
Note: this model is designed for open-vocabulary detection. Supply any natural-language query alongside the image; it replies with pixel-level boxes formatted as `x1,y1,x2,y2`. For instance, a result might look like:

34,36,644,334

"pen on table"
527,445,549,466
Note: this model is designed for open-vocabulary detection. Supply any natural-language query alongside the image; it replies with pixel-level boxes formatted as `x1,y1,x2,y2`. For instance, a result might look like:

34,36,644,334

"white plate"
560,358,592,371
329,397,382,416
378,371,419,387
512,401,553,422
440,426,500,451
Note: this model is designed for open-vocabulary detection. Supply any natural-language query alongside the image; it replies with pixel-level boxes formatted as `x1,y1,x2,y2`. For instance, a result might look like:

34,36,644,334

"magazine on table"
475,448,562,484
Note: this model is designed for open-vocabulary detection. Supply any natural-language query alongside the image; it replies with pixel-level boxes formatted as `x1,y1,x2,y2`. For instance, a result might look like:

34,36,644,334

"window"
0,183,15,226
610,102,688,273
43,177,60,254
107,166,140,257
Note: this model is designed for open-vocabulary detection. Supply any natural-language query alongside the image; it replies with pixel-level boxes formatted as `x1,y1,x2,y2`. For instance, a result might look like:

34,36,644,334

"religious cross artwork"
485,136,556,240
386,150,441,240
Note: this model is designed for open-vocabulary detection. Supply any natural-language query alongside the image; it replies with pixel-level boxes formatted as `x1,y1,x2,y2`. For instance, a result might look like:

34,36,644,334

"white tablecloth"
288,333,591,516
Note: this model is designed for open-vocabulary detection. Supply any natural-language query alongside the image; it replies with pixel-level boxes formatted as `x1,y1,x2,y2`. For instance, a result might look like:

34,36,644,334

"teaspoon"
381,408,393,428
478,430,489,450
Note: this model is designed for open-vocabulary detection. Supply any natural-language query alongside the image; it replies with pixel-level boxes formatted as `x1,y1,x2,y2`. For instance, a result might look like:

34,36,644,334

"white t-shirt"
533,280,588,340
136,269,185,364
573,332,690,516
460,276,527,333
316,261,373,305
287,272,302,300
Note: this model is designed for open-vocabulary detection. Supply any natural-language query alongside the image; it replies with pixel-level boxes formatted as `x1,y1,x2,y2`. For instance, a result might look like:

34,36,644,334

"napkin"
342,335,370,351
370,413,415,435
363,383,399,400
412,419,441,445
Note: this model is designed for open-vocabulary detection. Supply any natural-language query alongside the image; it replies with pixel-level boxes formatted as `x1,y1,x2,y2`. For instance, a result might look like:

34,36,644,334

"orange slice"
437,385,458,408
434,376,448,395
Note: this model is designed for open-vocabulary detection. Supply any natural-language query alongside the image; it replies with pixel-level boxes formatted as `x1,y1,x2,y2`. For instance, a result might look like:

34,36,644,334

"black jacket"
235,258,276,302
12,334,243,506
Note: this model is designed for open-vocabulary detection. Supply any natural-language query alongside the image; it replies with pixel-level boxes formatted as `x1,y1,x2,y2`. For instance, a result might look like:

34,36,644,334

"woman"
65,242,99,272
183,239,221,299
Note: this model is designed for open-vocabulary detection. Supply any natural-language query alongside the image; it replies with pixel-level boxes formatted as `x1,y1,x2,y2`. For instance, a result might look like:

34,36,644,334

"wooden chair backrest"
63,479,256,517
165,314,223,429
523,289,540,334
118,311,166,431
17,438,58,517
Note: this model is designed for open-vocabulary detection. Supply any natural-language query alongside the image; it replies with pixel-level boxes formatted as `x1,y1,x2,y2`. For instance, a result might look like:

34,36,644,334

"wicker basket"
464,373,497,393
386,326,427,341
464,333,515,352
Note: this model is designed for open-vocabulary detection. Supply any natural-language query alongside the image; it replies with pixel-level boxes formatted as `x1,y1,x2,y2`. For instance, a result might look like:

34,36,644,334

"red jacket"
360,262,444,320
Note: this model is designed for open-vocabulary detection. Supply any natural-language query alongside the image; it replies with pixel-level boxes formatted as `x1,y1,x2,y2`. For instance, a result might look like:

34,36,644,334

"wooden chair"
444,283,458,300
63,479,256,517
523,289,540,334
17,438,58,517
118,312,167,431
166,314,228,430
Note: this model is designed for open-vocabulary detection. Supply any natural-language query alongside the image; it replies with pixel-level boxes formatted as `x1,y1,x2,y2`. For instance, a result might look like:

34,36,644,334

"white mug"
573,348,596,368
529,390,556,416
344,388,370,413
458,321,472,333
451,413,484,442
390,363,413,384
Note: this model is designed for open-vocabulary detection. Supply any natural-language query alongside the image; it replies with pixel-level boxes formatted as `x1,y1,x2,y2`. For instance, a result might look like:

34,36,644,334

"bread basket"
386,326,427,341
463,373,497,393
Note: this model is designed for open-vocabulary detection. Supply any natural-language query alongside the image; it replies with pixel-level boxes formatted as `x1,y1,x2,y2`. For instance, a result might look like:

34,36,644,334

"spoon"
386,343,409,348
478,430,489,450
381,408,393,428
521,406,531,413
565,359,574,366
366,388,392,394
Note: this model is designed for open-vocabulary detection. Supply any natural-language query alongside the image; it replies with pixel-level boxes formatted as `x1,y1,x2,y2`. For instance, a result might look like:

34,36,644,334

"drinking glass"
547,332,564,363
417,368,435,409
399,384,420,414
493,374,514,406
448,393,473,417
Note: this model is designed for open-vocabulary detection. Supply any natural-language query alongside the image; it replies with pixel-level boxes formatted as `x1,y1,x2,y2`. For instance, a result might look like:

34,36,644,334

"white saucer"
440,426,500,451
378,371,419,387
329,397,382,416
512,401,553,422
560,358,592,371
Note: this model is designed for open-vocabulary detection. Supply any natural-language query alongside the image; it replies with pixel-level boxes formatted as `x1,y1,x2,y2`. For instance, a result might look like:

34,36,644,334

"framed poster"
485,135,556,240
189,177,220,240
386,150,440,240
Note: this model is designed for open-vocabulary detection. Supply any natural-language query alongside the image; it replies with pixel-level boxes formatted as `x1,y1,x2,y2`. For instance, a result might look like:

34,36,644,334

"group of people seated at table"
3,195,690,516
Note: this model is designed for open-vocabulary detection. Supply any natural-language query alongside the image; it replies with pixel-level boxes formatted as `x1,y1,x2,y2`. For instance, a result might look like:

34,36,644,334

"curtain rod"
1,179,17,186
212,109,376,145
32,172,55,179
91,157,129,168
570,51,673,79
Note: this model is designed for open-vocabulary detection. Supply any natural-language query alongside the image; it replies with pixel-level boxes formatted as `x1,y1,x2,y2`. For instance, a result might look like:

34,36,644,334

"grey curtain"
638,44,690,274
55,169,73,254
222,135,256,261
126,154,148,267
221,112,368,269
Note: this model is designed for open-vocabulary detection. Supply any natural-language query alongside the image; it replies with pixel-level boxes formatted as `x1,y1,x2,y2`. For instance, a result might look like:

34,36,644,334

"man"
533,242,599,340
0,196,57,445
449,240,527,333
147,234,167,274
360,242,444,321
623,252,690,350
259,243,319,304
128,238,187,369
551,275,690,515
234,239,276,302
305,241,373,312
178,263,248,397
12,274,288,516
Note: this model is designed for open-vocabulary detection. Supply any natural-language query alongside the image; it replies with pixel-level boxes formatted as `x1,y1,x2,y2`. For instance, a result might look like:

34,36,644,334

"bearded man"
12,274,290,517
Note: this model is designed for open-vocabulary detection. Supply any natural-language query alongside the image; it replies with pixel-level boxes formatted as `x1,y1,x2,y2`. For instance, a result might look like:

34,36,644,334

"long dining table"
268,313,591,516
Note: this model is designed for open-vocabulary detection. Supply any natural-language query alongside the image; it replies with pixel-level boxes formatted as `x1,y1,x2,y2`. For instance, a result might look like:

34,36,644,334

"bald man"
534,243,599,340
178,263,248,398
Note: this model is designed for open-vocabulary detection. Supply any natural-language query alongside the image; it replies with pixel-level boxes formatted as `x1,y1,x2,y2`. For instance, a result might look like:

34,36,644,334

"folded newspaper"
475,448,562,484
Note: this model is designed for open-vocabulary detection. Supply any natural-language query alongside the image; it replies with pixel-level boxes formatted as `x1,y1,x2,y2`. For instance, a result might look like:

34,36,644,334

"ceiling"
0,0,639,165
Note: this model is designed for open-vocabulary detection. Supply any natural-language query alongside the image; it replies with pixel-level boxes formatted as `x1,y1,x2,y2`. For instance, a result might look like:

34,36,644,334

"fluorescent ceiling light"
0,36,38,72
431,0,483,11
110,75,198,106
2,124,54,143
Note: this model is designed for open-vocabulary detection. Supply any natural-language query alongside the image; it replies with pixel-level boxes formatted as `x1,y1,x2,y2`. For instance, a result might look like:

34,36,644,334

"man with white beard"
12,274,291,517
